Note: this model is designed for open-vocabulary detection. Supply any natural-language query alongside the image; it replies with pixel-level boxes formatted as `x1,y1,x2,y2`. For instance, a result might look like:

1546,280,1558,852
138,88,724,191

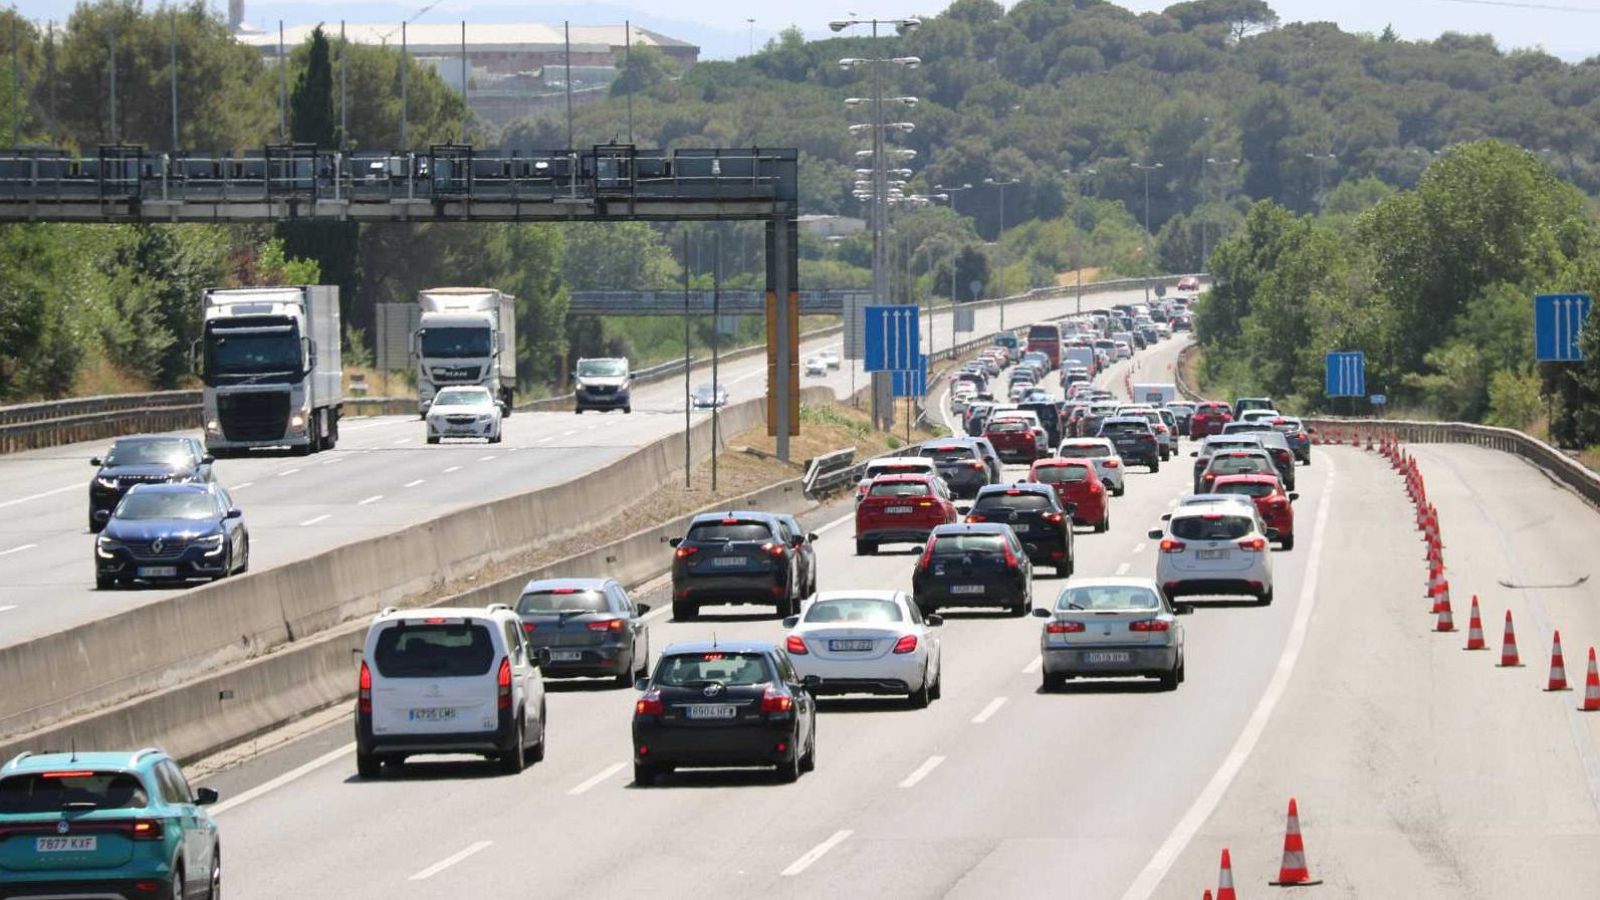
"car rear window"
654,652,772,687
987,420,1027,433
517,589,608,614
373,623,496,678
1057,585,1160,611
867,464,928,479
931,534,1006,557
803,598,903,623
1058,444,1110,458
974,492,1052,513
869,481,930,498
1033,465,1090,484
919,446,976,463
1171,515,1254,541
1210,456,1273,475
1099,421,1148,435
0,772,150,813
1215,482,1276,498
686,522,771,542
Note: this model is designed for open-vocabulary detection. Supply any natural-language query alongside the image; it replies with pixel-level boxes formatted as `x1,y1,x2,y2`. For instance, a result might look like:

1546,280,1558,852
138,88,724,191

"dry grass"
70,354,155,398
1178,344,1206,398
1055,267,1103,287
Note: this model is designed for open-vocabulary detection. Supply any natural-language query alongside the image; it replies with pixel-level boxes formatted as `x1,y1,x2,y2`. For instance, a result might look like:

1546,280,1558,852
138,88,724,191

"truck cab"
414,288,517,417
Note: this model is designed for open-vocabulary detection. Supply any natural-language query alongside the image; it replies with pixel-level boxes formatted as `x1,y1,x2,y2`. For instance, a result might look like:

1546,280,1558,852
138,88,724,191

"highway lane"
0,284,1160,649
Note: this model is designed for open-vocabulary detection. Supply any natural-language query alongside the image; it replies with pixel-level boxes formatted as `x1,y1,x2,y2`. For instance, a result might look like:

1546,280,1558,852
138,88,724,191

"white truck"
413,287,517,417
195,286,342,455
1132,383,1178,406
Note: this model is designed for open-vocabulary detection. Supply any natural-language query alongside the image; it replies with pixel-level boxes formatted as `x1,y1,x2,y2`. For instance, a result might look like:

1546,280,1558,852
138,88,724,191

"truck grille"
218,391,290,441
430,365,482,382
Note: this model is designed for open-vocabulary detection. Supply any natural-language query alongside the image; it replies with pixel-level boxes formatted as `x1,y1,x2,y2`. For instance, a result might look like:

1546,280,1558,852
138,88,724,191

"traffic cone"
1463,596,1487,651
1429,575,1451,615
1204,892,1214,900
1434,593,1455,632
1269,797,1323,886
1499,610,1524,667
1582,649,1600,712
1547,631,1571,691
1217,848,1237,900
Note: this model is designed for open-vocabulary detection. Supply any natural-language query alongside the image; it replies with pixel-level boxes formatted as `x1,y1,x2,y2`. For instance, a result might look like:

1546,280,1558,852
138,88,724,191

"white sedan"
805,357,828,377
783,590,943,708
425,385,503,444
819,349,842,369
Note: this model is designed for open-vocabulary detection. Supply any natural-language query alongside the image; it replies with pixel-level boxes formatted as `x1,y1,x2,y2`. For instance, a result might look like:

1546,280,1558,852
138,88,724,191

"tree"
611,45,673,97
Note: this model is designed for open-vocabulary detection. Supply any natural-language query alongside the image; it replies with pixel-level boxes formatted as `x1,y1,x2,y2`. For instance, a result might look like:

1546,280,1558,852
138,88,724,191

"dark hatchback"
669,512,801,620
1097,416,1161,471
965,484,1075,577
1018,401,1063,447
94,483,248,590
915,441,992,499
515,577,651,687
912,523,1033,616
631,641,817,786
87,436,213,532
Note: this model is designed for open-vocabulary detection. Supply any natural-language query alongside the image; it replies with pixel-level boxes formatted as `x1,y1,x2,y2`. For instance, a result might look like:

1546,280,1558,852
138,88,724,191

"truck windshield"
420,327,492,358
207,330,301,377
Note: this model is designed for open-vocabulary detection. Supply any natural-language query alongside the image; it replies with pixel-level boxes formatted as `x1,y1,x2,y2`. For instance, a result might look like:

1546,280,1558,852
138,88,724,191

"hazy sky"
23,0,1600,61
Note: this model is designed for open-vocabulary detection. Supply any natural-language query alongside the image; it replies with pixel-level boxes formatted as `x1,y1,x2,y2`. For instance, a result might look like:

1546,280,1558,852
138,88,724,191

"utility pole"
711,232,721,493
400,22,408,148
563,21,573,150
338,21,347,149
1131,161,1164,301
1203,158,1237,270
624,20,633,144
108,30,117,144
278,21,287,142
682,232,691,487
169,12,179,151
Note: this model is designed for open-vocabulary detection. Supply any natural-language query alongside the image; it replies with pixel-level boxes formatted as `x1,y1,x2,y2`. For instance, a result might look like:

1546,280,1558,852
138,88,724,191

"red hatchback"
1028,459,1109,533
1210,474,1297,550
855,473,959,556
1189,401,1234,439
985,418,1042,464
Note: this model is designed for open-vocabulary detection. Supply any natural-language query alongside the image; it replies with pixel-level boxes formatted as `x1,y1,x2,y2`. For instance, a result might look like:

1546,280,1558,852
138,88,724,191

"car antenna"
69,739,76,763
712,631,718,648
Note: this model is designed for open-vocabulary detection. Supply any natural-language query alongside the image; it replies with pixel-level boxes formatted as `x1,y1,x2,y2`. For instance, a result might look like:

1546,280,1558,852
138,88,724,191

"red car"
855,473,959,556
1210,474,1297,550
1028,458,1109,533
1177,275,1201,292
1189,401,1234,439
985,417,1044,464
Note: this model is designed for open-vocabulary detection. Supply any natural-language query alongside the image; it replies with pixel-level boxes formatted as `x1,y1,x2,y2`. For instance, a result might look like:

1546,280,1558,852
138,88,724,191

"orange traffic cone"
1204,892,1214,900
1217,848,1237,900
1430,577,1452,616
1463,596,1487,651
1547,631,1571,691
1582,649,1600,712
1269,797,1323,886
1434,594,1455,632
1499,610,1524,667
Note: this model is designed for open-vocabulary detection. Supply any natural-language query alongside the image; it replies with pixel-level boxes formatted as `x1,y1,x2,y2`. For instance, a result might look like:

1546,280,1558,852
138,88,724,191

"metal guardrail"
803,448,858,497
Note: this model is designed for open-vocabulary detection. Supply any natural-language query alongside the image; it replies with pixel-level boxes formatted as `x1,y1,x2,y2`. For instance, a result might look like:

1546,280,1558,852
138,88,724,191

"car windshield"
803,598,903,623
578,360,628,377
104,440,192,467
0,772,150,813
654,652,771,687
433,390,491,407
1171,515,1254,541
420,327,492,358
517,589,608,614
373,623,495,678
687,522,771,542
1056,585,1160,611
1210,456,1273,475
1100,421,1148,435
975,493,1052,512
869,481,930,498
987,420,1027,433
113,492,217,520
868,464,927,478
1058,445,1110,459
919,446,975,463
931,534,1006,557
1033,465,1090,483
1216,481,1277,498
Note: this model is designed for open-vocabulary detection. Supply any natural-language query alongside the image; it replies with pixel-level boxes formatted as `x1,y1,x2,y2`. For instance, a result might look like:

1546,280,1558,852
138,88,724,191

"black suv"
966,484,1075,578
88,436,214,532
1097,416,1161,471
669,512,803,620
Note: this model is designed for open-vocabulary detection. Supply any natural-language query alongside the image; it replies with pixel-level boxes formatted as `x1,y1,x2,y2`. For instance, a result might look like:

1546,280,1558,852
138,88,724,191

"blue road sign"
1534,293,1592,362
891,357,927,398
864,305,922,373
1325,351,1366,398
1370,394,1387,406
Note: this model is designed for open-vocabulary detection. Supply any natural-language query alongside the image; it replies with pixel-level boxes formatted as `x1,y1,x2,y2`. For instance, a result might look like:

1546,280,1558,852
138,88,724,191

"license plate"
550,650,583,662
885,506,913,514
712,557,747,567
137,566,178,578
950,584,985,595
35,836,96,853
828,639,875,652
1011,524,1031,533
408,707,456,722
1197,549,1228,560
1085,651,1131,663
684,703,736,720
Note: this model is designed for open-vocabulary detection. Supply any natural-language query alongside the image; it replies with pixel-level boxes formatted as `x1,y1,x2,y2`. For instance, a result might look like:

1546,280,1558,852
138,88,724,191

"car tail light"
893,634,918,654
968,461,986,470
918,541,936,571
587,618,626,633
1202,473,1216,483
1104,459,1120,468
1003,542,1021,569
761,687,794,714
634,690,664,716
917,500,933,508
1160,539,1187,552
496,657,512,710
966,514,987,523
1046,621,1086,634
1238,537,1267,552
358,661,372,715
1043,512,1064,524
785,634,809,655
1089,483,1102,494
761,541,787,557
1129,619,1171,632
129,819,164,841
522,622,537,633
674,546,697,559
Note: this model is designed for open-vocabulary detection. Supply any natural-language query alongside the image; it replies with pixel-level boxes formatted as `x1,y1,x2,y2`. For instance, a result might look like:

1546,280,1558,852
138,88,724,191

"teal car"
0,748,220,899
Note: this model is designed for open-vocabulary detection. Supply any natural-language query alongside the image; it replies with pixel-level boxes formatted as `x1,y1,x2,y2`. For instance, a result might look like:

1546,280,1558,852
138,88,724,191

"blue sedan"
94,483,249,590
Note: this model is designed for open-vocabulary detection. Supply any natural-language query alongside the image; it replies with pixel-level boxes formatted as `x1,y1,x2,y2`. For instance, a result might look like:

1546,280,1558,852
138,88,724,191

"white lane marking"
536,437,553,444
567,762,628,796
357,495,383,506
443,466,462,473
479,455,497,462
0,483,77,511
1132,542,1147,554
781,830,853,877
403,479,424,488
277,468,301,477
814,510,856,536
1115,562,1131,575
392,438,411,445
0,543,37,557
321,456,345,466
899,755,947,789
561,430,578,437
409,840,494,881
1023,655,1043,674
0,605,16,614
210,742,354,816
232,482,254,490
971,696,1007,724
299,514,331,526
1120,459,1337,900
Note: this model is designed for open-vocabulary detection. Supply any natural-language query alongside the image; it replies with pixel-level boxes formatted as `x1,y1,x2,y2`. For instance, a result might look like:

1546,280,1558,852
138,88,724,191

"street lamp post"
1061,168,1096,313
984,176,1018,239
1305,152,1336,209
1202,157,1237,270
1130,162,1164,302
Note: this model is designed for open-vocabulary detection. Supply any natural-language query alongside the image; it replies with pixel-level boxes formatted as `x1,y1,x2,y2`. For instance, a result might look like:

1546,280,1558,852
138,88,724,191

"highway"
0,284,1155,649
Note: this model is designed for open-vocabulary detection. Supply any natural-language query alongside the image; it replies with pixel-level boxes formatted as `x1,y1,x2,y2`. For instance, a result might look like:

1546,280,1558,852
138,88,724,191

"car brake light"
1238,537,1267,552
1003,542,1021,568
761,687,794,714
918,541,936,571
635,690,664,716
1129,619,1171,632
785,634,809,655
550,588,578,594
1006,489,1023,495
424,618,447,624
496,657,512,710
129,819,164,841
39,771,95,779
968,461,986,470
721,517,739,524
1046,621,1086,634
1104,459,1120,468
1160,539,1186,552
522,622,538,634
1089,483,1102,494
1043,512,1063,524
893,634,918,654
966,514,987,523
761,540,787,557
674,546,697,559
358,661,372,715
587,618,626,632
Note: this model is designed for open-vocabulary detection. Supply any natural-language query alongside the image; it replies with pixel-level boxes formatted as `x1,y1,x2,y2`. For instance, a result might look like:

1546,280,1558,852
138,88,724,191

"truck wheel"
325,409,339,449
501,390,513,417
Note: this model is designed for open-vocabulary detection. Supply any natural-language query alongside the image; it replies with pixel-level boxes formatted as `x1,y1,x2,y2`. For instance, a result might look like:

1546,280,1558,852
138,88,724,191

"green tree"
611,45,673,97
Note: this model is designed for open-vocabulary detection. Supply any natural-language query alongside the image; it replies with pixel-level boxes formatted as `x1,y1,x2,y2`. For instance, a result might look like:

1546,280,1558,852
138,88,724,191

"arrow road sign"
891,356,927,398
865,305,922,373
1534,293,1592,362
1325,351,1366,398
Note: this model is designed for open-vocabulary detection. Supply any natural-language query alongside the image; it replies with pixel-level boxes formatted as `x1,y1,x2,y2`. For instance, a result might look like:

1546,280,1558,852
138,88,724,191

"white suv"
356,604,548,777
1148,507,1275,604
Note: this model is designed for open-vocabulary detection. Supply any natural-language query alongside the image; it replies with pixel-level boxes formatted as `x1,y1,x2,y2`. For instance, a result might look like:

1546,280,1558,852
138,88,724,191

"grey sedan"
1033,577,1186,691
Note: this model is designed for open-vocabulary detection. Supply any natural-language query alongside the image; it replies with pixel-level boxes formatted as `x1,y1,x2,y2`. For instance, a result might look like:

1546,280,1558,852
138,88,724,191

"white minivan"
356,605,548,777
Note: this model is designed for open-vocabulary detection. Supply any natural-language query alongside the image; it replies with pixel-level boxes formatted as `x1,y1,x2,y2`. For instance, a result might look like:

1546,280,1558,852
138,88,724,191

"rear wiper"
60,801,99,809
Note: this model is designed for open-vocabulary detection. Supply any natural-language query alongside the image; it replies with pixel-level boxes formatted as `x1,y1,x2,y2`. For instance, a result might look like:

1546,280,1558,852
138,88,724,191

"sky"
21,0,1600,61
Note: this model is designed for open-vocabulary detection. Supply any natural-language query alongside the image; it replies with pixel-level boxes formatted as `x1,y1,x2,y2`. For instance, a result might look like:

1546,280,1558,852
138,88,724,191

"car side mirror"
635,603,651,616
225,508,243,519
1147,528,1164,539
1160,513,1171,521
534,647,552,668
634,676,651,691
808,533,820,543
1288,492,1300,502
926,614,944,626
802,674,823,690
89,457,102,467
202,455,215,465
194,787,219,806
1031,607,1051,618
782,616,799,629
668,537,683,548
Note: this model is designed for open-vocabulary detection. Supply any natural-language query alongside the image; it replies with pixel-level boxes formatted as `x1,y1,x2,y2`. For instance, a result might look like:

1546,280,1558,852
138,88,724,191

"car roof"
1059,437,1114,446
110,435,189,446
1034,457,1093,466
870,473,937,483
124,482,215,496
377,606,514,621
1182,493,1256,505
436,385,491,394
661,640,775,655
868,456,932,467
689,510,778,525
810,590,904,603
931,523,1011,536
4,749,167,773
977,482,1054,496
519,577,611,593
1058,575,1161,590
1171,504,1258,520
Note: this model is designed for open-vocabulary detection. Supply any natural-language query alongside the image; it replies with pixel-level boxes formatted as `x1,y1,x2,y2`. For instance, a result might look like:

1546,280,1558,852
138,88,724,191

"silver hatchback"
1033,577,1186,691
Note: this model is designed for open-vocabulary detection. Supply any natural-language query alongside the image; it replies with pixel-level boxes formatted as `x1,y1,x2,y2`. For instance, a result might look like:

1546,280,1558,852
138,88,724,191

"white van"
1132,383,1178,406
356,605,548,777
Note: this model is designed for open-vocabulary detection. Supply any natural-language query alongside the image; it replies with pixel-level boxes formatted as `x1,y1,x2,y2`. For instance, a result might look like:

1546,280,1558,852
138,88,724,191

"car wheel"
776,743,802,783
207,846,221,900
1055,565,1071,579
575,407,584,415
1095,515,1109,534
170,866,185,900
633,762,658,787
1042,672,1067,692
215,548,232,582
526,703,546,764
1113,484,1125,497
237,539,249,574
1010,596,1028,617
96,574,117,591
498,719,526,775
624,405,633,414
1150,460,1160,473
635,650,650,682
856,540,876,556
89,515,101,532
1177,653,1187,684
672,601,696,621
799,731,816,773
929,669,942,701
1259,586,1274,606
356,751,381,779
489,433,502,444
425,435,439,445
1158,666,1180,691
908,671,932,709
1280,535,1295,551
1304,456,1312,466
